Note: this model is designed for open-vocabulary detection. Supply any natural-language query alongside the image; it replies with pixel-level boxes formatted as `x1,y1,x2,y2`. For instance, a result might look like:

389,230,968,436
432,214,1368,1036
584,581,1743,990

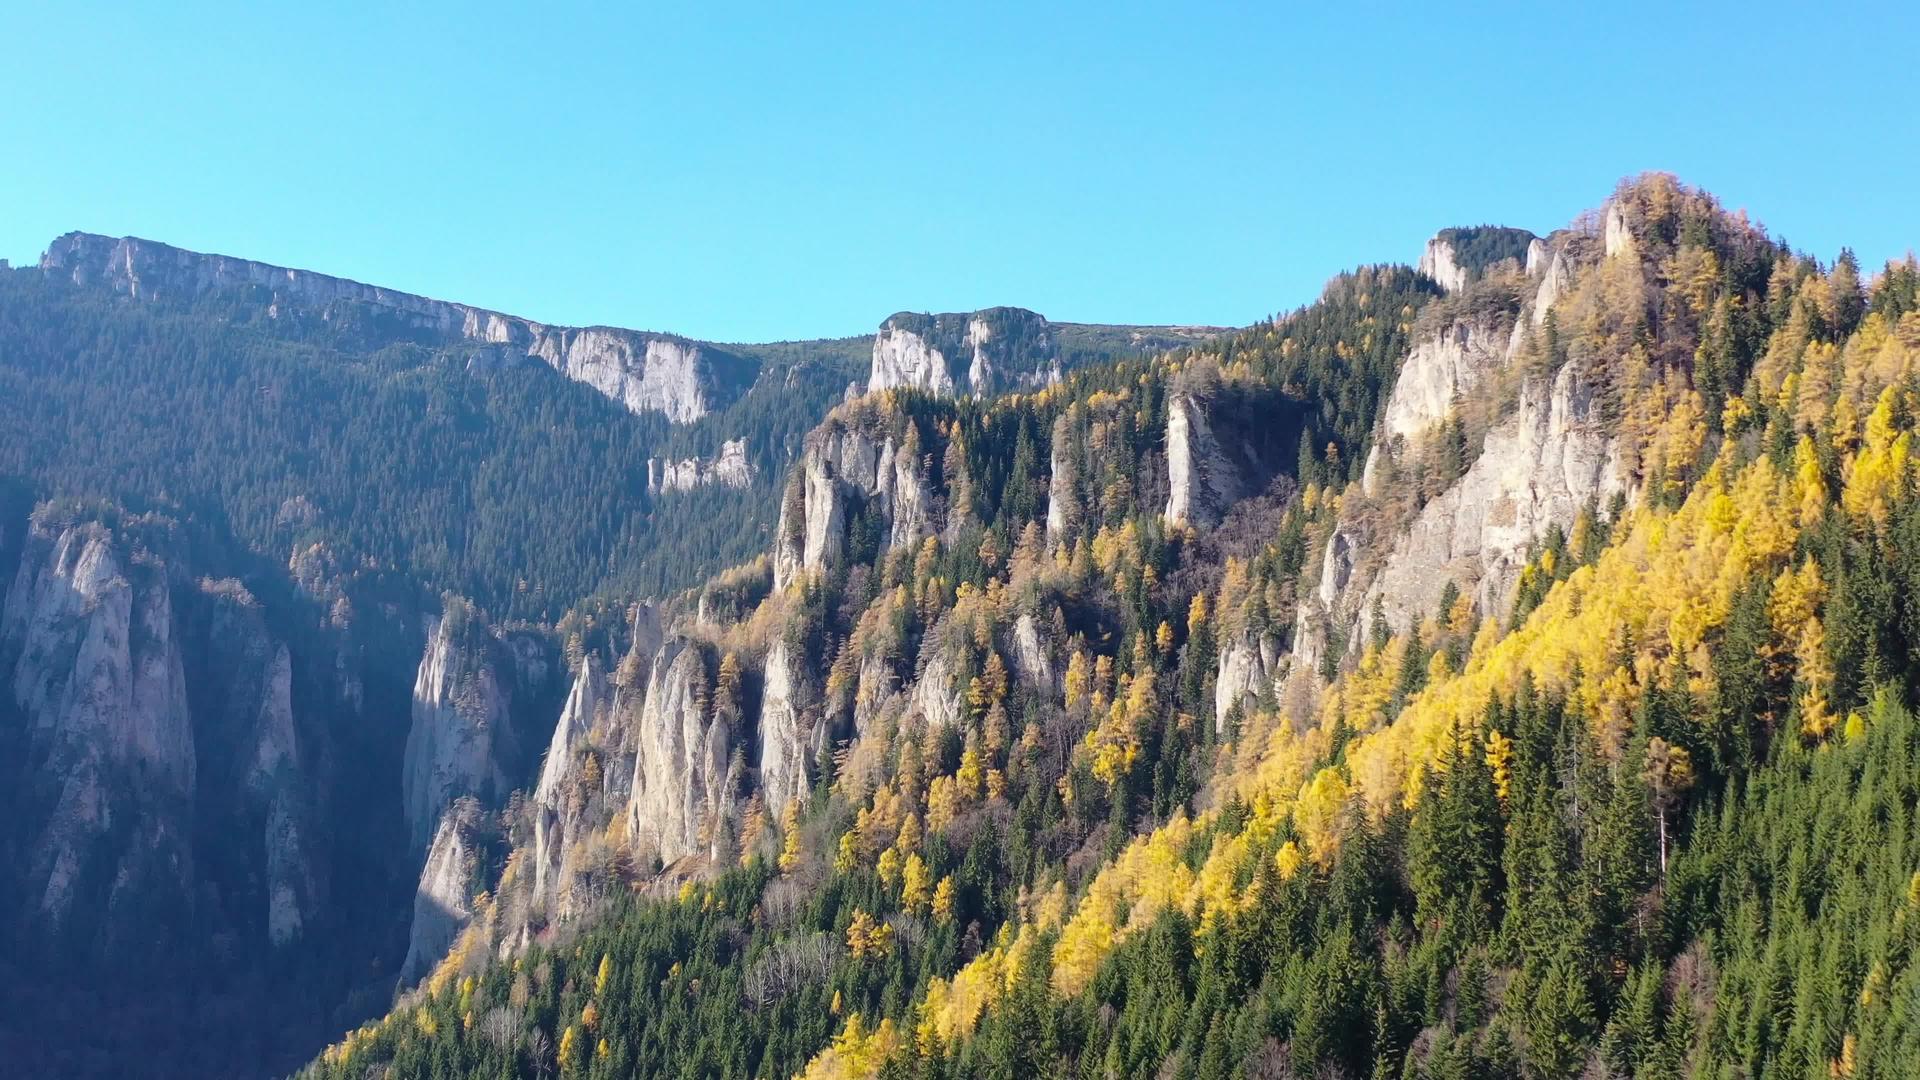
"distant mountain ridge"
42,231,1219,423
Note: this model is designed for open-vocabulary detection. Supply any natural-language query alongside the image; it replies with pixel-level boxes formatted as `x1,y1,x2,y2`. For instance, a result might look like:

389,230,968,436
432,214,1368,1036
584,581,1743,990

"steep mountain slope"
0,241,1178,619
297,175,1920,1080
0,229,1218,1077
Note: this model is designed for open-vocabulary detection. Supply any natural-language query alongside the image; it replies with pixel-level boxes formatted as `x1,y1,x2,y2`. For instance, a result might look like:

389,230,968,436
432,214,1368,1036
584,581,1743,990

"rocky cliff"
867,307,1217,398
626,637,742,866
397,798,488,990
40,232,751,423
1417,237,1471,294
402,606,524,853
1,508,333,956
757,640,816,818
1164,391,1246,528
2,516,197,943
648,438,755,494
1416,226,1538,294
869,309,1062,397
773,403,934,590
1243,222,1631,723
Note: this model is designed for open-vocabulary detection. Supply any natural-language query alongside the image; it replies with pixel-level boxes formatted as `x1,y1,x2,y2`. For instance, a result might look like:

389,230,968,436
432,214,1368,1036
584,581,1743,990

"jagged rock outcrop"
1362,306,1514,494
1381,317,1506,444
1604,201,1634,259
2,517,196,939
1417,237,1470,293
626,638,741,865
41,232,749,423
1360,356,1624,635
1164,392,1245,528
774,408,934,589
870,318,958,396
398,799,487,990
868,308,1064,397
757,640,813,818
1214,631,1285,733
1417,227,1539,295
403,608,517,853
909,645,964,730
647,438,754,494
529,655,611,908
1281,225,1620,706
0,508,338,958
852,649,898,733
1010,613,1056,692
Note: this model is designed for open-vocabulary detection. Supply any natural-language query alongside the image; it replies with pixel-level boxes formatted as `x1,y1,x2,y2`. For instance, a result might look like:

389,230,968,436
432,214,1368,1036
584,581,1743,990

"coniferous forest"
7,170,1920,1080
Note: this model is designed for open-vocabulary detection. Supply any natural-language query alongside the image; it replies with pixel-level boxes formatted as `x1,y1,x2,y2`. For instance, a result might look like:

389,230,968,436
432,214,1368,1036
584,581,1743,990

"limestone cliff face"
1361,305,1515,495
1010,613,1056,693
757,640,814,818
0,509,340,957
1361,356,1623,636
534,331,722,423
1381,316,1507,442
867,308,1061,397
648,438,755,494
1214,630,1285,733
1164,393,1245,528
528,655,612,911
909,640,965,730
398,799,487,990
403,608,518,854
41,232,747,423
626,637,741,866
1269,226,1622,711
774,406,934,589
870,320,957,396
1605,201,1634,259
2,517,196,939
1417,237,1471,294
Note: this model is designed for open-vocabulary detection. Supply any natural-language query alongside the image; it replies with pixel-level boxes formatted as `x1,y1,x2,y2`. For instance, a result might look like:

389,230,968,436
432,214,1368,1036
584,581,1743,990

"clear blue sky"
6,3,1916,343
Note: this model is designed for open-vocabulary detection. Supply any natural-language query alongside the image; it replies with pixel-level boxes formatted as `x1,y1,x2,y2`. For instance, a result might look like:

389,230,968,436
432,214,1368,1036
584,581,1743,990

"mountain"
290,174,1920,1080
1,235,1180,621
8,173,1920,1079
0,228,1217,1075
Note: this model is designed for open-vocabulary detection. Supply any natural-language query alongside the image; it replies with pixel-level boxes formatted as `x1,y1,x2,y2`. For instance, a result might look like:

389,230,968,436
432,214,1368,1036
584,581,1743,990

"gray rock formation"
1274,225,1622,711
192,581,320,949
1163,392,1244,528
868,309,1067,397
530,655,610,908
1009,613,1056,692
1360,356,1624,635
648,438,755,494
1214,630,1284,733
909,644,964,730
41,232,749,423
2,517,196,936
403,608,516,853
398,798,487,990
757,640,813,818
1417,237,1471,294
1362,307,1513,495
626,638,740,865
1604,201,1634,259
870,319,958,396
773,408,934,589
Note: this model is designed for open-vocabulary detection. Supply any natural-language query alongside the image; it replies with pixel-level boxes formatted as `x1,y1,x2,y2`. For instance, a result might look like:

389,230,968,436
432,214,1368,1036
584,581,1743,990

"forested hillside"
0,267,857,617
296,175,1920,1080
